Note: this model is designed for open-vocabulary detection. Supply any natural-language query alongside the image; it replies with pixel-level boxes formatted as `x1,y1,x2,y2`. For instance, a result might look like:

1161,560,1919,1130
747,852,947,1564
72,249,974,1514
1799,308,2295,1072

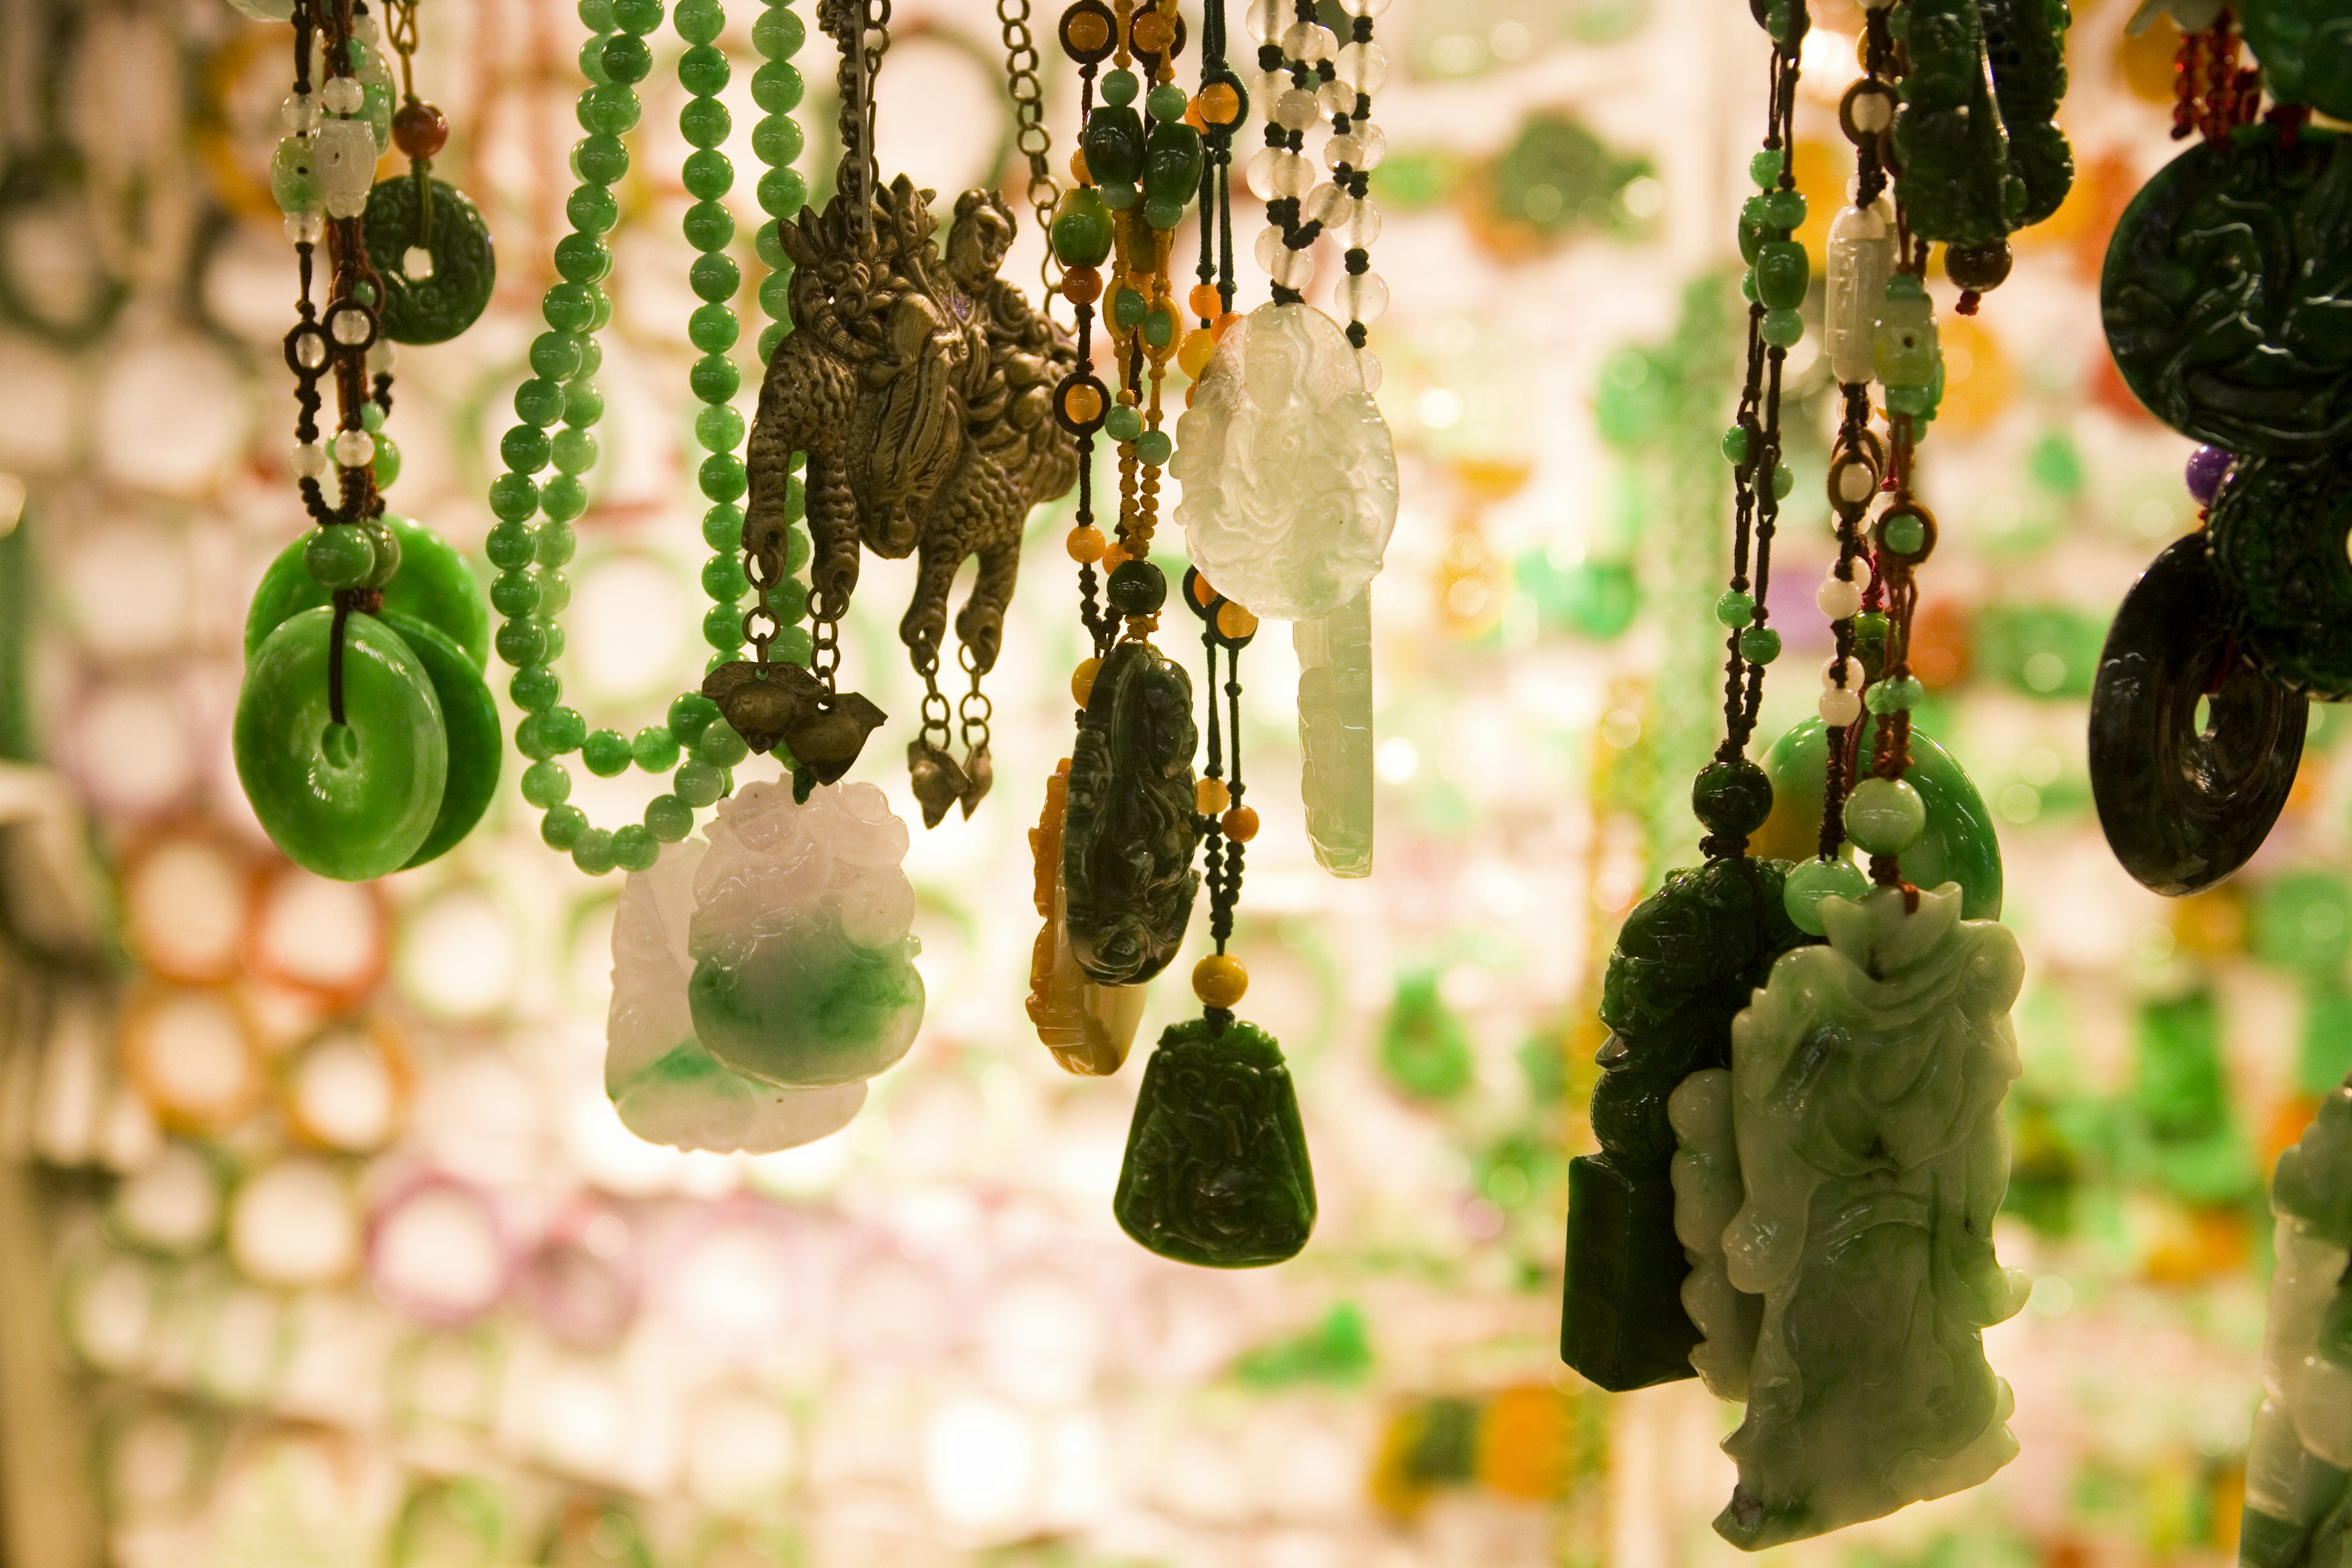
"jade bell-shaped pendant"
1672,882,2029,1550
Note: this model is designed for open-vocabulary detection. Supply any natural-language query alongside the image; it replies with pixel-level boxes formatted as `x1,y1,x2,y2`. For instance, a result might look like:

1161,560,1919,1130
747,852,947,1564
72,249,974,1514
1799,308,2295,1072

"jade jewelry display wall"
0,0,2328,1565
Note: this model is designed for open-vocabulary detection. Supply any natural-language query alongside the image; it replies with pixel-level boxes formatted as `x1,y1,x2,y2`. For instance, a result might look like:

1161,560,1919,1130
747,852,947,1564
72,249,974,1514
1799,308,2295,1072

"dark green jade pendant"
363,176,496,345
379,610,500,870
1063,641,1202,986
2091,531,2307,895
1893,0,2073,245
246,516,490,672
1562,856,1807,1391
2244,0,2352,122
233,607,449,882
1114,1018,1316,1268
2212,450,2352,699
2102,124,2352,457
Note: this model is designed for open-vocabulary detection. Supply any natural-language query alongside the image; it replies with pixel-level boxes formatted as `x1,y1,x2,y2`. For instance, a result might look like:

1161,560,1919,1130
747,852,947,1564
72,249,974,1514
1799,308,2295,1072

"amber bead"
1066,524,1107,562
1069,148,1092,186
1071,657,1101,706
1188,282,1221,318
1060,380,1104,424
1063,265,1102,305
1130,9,1172,51
393,101,450,160
1191,573,1219,609
1196,82,1242,126
1216,601,1259,641
1193,953,1249,1009
1221,804,1259,842
1098,541,1130,575
1196,777,1231,815
1177,328,1218,378
1209,310,1242,339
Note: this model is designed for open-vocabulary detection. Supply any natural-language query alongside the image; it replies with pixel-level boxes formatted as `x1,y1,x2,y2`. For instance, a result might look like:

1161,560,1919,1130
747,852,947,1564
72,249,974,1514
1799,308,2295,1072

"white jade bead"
1820,687,1864,726
1341,271,1388,323
284,211,325,246
1271,246,1314,289
1336,40,1388,92
320,77,364,116
281,92,318,133
1281,20,1336,60
366,339,397,377
1274,86,1320,131
332,429,375,468
1821,655,1861,688
1817,575,1864,620
1317,78,1355,116
292,442,330,478
1327,123,1386,170
1247,0,1284,39
1341,0,1390,15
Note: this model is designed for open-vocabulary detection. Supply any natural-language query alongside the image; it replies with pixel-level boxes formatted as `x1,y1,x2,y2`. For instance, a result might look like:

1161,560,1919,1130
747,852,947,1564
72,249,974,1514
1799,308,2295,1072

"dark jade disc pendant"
363,175,496,344
1063,640,1202,986
1562,855,1807,1392
1113,1018,1316,1268
2211,451,2352,700
2101,124,2352,457
2090,531,2307,896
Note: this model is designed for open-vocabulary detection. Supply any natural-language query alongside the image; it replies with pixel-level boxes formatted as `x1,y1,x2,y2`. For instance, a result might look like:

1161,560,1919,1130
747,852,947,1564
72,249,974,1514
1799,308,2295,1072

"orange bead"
1216,601,1259,641
1195,82,1243,127
1184,99,1207,130
1209,311,1243,339
1059,380,1104,424
1068,149,1091,186
1098,541,1129,575
1190,572,1219,608
1062,266,1102,306
1177,327,1218,379
1192,953,1248,1009
1066,524,1107,563
1220,805,1259,842
1195,777,1231,815
1188,282,1222,319
1071,657,1101,707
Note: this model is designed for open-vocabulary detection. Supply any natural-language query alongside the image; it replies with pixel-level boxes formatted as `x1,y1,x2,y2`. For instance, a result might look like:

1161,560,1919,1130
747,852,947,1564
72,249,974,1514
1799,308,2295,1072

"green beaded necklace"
484,0,811,877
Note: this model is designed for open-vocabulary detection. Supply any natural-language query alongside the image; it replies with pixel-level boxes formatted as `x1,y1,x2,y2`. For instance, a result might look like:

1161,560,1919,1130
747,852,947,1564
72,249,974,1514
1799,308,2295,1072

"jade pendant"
362,176,497,344
246,516,490,672
1294,590,1375,878
2240,1072,2352,1568
1893,0,2071,244
2212,452,2352,699
1063,641,1202,986
686,780,925,1089
1750,715,2003,919
379,611,499,870
1673,883,2029,1550
2244,0,2352,122
1113,1018,1316,1268
1562,856,1807,1393
233,608,449,881
2103,124,2352,456
2091,531,2307,894
1025,761,1145,1076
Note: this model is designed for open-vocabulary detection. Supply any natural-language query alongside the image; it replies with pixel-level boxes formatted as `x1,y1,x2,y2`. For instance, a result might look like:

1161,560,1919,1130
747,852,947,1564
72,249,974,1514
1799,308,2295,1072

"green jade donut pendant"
363,175,497,345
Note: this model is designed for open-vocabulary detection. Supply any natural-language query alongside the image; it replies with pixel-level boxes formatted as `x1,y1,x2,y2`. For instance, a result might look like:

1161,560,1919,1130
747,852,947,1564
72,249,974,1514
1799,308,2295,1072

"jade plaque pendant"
2211,451,2352,700
1062,640,1202,986
1562,856,1808,1392
1672,883,2029,1550
1113,1018,1316,1268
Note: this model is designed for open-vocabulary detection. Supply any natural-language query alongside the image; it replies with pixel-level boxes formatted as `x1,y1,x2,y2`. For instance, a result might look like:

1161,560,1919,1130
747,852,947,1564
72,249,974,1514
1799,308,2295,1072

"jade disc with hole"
234,607,448,881
380,610,499,869
245,516,489,671
361,175,496,344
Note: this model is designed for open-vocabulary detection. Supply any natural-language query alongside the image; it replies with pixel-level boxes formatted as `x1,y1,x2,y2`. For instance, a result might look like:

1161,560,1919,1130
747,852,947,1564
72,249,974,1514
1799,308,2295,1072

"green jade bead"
247,517,491,671
1099,181,1140,212
1762,187,1806,230
1715,590,1755,627
1145,82,1189,121
1692,756,1774,838
633,726,681,772
234,609,450,881
1749,148,1787,187
1750,714,2002,919
1844,775,1929,857
611,824,659,872
1113,1019,1317,1268
304,526,376,592
1754,241,1808,309
541,804,588,850
1082,105,1145,186
644,794,692,840
1051,187,1115,268
1738,624,1782,665
1133,429,1172,467
582,728,633,776
1100,69,1139,106
381,611,502,869
1722,424,1751,465
572,828,618,875
1104,403,1145,442
522,760,571,806
1880,510,1928,557
1782,854,1871,935
1760,307,1804,349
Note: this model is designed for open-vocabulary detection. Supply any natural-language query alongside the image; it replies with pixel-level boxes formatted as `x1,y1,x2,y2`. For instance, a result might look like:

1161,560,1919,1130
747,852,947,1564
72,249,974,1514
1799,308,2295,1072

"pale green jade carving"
1294,589,1374,878
2240,1073,2352,1568
1670,882,2031,1551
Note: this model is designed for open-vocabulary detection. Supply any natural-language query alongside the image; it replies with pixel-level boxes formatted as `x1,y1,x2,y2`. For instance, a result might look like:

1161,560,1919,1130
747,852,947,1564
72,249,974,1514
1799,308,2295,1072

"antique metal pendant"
726,175,1080,816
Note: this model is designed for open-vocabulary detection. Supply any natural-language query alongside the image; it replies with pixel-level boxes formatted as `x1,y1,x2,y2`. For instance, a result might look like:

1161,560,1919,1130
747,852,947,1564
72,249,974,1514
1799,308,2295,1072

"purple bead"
2185,445,2234,505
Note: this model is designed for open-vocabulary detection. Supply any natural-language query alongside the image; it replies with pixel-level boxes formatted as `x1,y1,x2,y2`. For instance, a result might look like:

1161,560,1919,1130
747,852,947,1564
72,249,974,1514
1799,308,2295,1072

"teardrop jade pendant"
233,607,449,881
1114,1017,1316,1268
1562,855,1807,1393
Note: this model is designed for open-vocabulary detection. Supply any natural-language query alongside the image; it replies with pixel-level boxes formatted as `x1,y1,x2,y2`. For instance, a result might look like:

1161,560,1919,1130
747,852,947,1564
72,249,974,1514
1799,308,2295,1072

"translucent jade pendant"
2239,1072,2352,1568
1025,762,1145,1076
1114,1017,1316,1268
234,608,448,881
1170,301,1398,622
379,611,499,870
1749,715,2003,920
1562,856,1807,1393
607,837,865,1154
246,515,490,671
1825,198,1893,386
686,780,925,1089
1672,883,2029,1550
1294,589,1374,878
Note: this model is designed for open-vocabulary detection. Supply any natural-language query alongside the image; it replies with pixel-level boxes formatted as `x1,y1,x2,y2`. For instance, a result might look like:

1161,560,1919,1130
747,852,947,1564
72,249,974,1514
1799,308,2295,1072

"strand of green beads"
484,0,773,876
738,0,815,668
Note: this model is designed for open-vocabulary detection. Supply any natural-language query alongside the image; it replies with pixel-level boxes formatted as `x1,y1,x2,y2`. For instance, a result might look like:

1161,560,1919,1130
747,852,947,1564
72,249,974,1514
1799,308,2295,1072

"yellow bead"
1098,541,1129,575
1191,573,1219,609
1066,525,1107,563
1194,82,1243,128
1196,777,1230,815
1177,328,1218,379
1193,952,1248,1009
1187,283,1222,319
1071,657,1100,707
1060,380,1103,423
1220,804,1259,843
1209,311,1242,340
1068,149,1091,186
1216,601,1259,640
